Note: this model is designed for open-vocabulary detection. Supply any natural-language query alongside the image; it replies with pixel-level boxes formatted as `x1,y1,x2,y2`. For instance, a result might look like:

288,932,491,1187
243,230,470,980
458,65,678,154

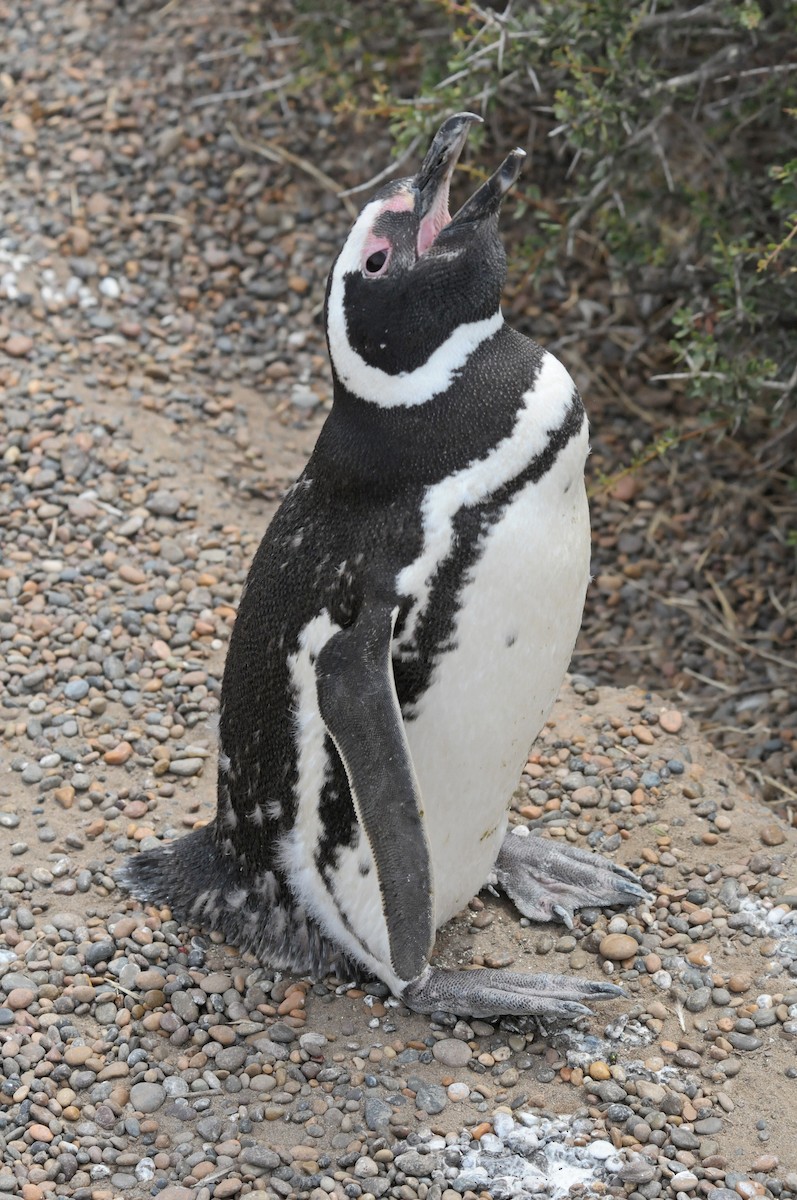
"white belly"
402,426,590,928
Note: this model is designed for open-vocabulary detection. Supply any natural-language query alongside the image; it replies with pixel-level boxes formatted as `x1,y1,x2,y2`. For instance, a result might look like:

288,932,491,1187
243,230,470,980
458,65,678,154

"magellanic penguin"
119,114,647,1020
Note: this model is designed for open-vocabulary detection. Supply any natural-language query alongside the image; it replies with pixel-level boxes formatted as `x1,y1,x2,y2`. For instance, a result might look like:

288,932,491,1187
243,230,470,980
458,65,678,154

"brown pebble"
751,1154,778,1172
760,824,786,847
68,225,91,255
291,1145,319,1161
53,785,75,808
588,1061,611,1080
728,973,752,994
209,1025,236,1047
118,563,147,585
212,1181,242,1199
64,1045,94,1066
736,1183,767,1199
659,709,683,733
4,333,34,358
124,799,149,819
599,933,637,960
686,944,711,966
7,988,36,1010
472,1122,492,1139
609,474,638,502
27,1122,53,1142
104,741,133,765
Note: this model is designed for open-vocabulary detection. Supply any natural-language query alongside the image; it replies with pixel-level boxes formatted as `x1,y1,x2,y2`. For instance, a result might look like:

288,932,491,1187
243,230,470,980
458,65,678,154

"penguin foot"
492,830,649,928
402,965,623,1020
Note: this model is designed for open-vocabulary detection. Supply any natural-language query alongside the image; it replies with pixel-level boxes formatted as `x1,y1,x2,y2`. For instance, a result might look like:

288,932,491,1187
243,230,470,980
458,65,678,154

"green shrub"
297,0,797,434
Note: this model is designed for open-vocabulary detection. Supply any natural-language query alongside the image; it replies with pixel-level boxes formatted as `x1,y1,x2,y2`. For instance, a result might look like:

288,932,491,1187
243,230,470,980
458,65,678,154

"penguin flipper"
315,601,434,985
493,831,650,928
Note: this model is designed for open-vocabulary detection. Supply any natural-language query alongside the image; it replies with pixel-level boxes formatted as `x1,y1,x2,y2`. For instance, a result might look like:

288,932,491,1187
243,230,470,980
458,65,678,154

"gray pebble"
147,489,181,516
364,1096,392,1130
353,1155,380,1178
168,757,204,777
685,986,711,1012
412,1080,447,1114
432,1037,472,1068
129,1082,166,1113
726,1032,762,1051
240,1146,281,1170
394,1150,443,1177
64,679,89,700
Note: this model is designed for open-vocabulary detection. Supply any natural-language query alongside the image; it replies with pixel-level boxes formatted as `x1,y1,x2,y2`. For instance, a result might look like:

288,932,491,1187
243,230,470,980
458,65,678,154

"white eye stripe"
328,193,501,406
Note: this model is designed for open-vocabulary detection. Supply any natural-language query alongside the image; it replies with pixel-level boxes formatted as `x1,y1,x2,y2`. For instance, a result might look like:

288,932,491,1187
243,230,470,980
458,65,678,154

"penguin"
118,113,647,1020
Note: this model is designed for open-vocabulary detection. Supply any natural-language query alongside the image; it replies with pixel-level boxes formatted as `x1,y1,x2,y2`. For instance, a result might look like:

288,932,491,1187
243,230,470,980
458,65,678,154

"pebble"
432,1038,472,1067
4,332,34,357
659,709,684,734
167,756,205,777
129,1083,166,1113
599,933,637,960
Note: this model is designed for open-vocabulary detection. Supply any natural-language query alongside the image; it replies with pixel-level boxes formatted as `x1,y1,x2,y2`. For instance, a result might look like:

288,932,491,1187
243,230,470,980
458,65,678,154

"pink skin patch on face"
362,236,391,275
362,191,414,274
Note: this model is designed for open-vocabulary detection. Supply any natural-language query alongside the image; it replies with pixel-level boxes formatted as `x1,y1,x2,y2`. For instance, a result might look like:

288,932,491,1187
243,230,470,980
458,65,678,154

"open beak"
415,112,525,255
447,147,526,229
416,112,482,255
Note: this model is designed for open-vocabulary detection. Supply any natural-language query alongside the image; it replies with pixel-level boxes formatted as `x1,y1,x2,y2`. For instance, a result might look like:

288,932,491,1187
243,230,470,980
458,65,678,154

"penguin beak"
447,147,526,230
416,113,526,254
416,112,483,256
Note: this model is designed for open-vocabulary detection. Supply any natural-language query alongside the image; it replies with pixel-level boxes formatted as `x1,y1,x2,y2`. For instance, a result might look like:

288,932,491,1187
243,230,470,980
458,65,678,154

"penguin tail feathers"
115,825,221,922
117,827,361,982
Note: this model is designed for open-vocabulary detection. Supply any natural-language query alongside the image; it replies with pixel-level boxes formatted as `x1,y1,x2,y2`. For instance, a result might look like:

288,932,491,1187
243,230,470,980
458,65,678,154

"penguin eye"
364,248,389,276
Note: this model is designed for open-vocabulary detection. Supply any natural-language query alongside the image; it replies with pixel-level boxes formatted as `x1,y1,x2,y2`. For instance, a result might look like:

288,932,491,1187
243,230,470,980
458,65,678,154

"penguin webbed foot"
493,831,649,928
402,965,623,1021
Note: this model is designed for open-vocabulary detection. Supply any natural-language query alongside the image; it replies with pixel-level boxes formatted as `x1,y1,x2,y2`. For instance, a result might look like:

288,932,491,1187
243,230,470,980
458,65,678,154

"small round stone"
599,933,637,960
432,1038,472,1068
129,1083,166,1113
659,709,683,733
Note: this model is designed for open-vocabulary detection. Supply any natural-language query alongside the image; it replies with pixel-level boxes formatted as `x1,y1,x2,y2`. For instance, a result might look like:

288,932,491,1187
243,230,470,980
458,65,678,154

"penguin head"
326,114,525,399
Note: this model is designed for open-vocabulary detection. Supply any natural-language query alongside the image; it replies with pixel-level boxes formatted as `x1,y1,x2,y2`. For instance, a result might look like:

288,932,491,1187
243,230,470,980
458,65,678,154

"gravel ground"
2,3,797,1200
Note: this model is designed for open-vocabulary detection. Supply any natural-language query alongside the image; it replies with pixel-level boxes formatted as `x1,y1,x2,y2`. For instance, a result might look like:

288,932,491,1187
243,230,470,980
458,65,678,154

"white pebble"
99,275,120,298
587,1140,616,1160
492,1111,514,1139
